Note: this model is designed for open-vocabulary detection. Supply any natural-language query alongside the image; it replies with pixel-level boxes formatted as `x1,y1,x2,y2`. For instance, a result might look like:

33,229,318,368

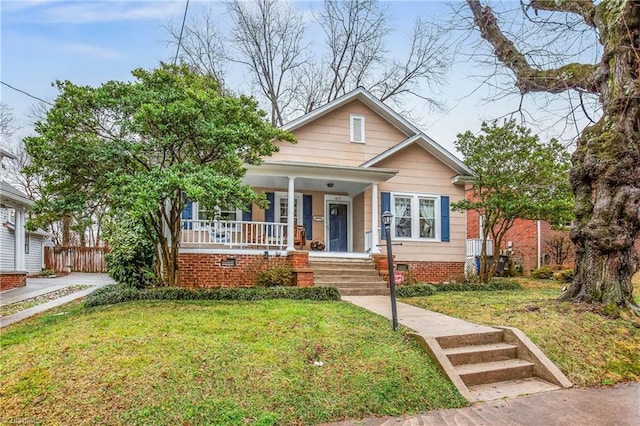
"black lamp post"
381,211,398,331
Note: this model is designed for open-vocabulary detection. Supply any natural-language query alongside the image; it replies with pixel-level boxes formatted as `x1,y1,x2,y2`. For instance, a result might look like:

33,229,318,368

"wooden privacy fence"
45,246,109,273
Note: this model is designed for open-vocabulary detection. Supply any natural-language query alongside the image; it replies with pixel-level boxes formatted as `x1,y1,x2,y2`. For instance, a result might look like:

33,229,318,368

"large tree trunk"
561,3,640,313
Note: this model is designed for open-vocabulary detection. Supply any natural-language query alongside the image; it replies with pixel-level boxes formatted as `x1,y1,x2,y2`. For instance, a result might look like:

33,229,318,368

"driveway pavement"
0,272,113,328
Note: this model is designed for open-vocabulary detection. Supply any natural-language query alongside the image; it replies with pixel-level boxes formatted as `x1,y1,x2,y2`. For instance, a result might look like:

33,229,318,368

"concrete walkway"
327,382,640,426
342,295,497,337
340,295,640,425
0,273,113,328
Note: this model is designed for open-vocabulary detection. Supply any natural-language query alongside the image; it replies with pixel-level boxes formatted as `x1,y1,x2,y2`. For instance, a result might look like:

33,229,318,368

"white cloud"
6,1,187,24
61,42,123,59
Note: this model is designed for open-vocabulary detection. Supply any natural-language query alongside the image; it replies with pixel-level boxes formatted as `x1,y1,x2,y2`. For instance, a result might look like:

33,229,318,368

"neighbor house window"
350,114,365,143
25,233,30,254
392,193,439,240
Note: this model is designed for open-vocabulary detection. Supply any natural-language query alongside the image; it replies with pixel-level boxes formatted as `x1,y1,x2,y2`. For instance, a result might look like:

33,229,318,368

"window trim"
275,192,303,225
193,202,242,222
350,114,365,143
391,192,441,241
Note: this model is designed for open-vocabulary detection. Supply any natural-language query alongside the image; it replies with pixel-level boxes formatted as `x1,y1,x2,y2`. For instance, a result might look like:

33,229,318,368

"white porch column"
14,207,26,271
286,176,295,251
370,183,380,254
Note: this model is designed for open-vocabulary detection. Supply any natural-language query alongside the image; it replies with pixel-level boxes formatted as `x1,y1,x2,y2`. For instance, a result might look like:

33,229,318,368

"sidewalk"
327,382,640,425
0,272,113,328
339,296,640,425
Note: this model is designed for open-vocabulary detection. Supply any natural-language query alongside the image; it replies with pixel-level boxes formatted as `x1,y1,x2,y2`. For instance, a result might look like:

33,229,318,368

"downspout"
537,220,541,269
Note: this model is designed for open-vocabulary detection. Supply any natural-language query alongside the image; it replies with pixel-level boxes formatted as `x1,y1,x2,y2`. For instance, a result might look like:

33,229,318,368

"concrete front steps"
309,257,389,296
421,327,572,402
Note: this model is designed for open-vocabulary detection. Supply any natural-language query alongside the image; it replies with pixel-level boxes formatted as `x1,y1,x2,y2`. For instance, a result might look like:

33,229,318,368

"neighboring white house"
1,180,50,275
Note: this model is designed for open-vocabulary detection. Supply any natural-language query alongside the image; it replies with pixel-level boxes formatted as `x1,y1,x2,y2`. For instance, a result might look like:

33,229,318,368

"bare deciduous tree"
317,0,389,102
228,0,307,126
466,0,640,315
165,10,228,88
166,0,451,124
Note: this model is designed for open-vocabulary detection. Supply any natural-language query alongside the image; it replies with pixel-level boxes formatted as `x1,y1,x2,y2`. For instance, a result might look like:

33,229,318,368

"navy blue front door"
329,203,348,252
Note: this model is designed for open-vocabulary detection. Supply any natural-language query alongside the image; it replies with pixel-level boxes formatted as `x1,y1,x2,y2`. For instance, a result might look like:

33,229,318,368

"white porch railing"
466,238,493,258
180,220,287,249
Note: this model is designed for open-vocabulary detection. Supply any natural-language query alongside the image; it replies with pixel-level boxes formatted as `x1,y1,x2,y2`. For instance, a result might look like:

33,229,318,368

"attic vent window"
350,114,365,143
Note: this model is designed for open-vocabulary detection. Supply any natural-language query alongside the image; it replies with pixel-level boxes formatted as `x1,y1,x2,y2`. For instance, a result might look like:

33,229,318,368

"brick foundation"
178,251,313,288
374,259,464,284
0,272,27,291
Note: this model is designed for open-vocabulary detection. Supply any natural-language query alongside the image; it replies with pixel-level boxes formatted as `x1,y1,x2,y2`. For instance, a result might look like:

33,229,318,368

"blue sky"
1,1,593,156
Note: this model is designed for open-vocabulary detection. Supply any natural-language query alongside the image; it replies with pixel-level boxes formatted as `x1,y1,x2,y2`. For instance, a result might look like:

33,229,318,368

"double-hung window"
392,193,439,240
350,114,365,143
275,192,302,225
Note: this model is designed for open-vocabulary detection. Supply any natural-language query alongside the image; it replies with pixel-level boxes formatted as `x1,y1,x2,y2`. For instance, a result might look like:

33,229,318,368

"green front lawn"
0,299,467,425
401,278,640,387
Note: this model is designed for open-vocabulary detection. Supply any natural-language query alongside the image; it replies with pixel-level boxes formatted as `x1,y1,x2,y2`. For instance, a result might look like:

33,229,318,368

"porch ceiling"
244,161,398,196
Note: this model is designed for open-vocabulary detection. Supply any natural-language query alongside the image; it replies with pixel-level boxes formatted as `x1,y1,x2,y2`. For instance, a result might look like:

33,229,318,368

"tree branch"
527,0,596,28
467,0,599,95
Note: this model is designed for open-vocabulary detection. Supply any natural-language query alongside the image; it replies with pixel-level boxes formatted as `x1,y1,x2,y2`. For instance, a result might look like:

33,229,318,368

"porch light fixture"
381,211,398,331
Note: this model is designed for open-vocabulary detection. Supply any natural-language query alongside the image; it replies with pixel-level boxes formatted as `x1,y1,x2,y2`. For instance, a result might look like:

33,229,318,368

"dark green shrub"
553,269,574,283
85,285,340,307
531,267,554,280
396,284,437,297
436,279,521,292
104,215,156,288
85,284,141,307
254,265,293,287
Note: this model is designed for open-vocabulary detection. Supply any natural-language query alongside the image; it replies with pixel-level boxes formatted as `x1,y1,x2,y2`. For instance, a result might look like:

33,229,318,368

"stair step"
316,282,388,289
313,271,382,279
436,330,504,349
468,377,562,402
314,276,385,284
443,342,519,366
338,288,390,296
312,268,381,274
456,359,535,386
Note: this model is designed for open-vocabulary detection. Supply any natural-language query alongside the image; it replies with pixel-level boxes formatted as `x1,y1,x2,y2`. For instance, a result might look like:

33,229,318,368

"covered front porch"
179,160,398,255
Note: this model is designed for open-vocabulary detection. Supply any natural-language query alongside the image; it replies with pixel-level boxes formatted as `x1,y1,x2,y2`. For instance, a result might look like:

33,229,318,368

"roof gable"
282,87,471,175
282,87,419,137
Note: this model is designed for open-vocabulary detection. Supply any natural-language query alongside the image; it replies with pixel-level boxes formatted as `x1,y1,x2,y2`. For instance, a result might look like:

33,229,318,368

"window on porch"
275,193,302,225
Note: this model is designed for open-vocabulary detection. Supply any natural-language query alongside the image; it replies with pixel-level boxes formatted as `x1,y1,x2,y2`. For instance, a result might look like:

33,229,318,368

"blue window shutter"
381,192,390,240
265,192,275,222
182,200,193,229
441,196,450,242
243,202,252,222
303,194,312,240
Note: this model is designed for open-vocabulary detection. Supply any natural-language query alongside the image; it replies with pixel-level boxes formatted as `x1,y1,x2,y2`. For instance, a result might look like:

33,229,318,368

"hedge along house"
178,88,472,290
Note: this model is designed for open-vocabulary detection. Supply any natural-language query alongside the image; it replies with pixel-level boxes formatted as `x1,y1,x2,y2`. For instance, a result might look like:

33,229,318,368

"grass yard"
0,299,467,425
401,277,640,387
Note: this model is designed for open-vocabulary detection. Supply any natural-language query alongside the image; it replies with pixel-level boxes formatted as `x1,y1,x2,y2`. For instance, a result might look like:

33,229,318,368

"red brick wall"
177,252,312,288
0,273,27,291
374,259,464,284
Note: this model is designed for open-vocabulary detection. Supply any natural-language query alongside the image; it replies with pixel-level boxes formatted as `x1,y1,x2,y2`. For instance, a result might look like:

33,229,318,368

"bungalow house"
178,88,473,292
0,180,50,290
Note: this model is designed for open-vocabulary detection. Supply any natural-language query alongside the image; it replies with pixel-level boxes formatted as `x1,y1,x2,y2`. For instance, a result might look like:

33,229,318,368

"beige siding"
376,144,466,262
273,100,408,166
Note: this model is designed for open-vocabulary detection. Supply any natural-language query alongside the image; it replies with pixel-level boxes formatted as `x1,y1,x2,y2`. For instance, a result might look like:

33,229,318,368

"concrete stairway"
309,257,389,296
435,328,567,401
